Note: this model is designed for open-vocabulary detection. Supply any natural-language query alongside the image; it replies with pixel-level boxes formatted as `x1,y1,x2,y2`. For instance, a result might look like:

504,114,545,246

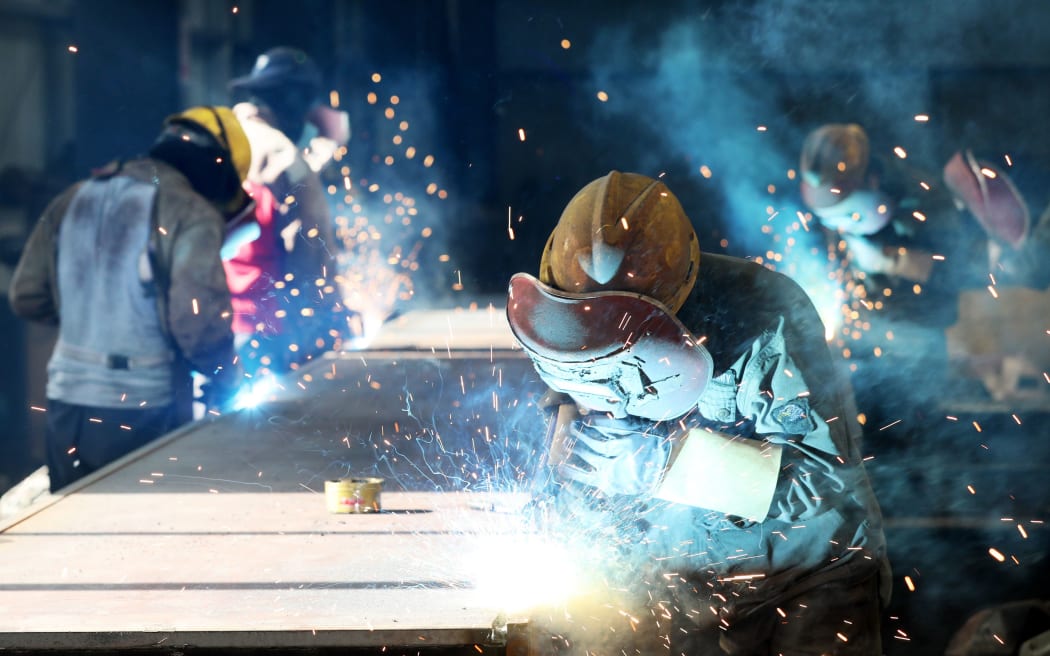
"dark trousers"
45,398,177,492
671,571,885,656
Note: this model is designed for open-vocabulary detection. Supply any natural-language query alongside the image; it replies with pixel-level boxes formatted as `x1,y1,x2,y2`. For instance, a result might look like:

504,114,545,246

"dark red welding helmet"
506,272,712,421
943,149,1030,248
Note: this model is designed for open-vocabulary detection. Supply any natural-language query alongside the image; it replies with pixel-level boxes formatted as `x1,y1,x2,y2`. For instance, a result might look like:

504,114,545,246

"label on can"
324,478,383,514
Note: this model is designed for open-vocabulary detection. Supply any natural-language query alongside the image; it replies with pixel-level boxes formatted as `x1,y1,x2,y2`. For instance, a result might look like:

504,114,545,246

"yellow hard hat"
800,123,870,209
159,106,252,216
167,106,251,184
539,171,700,313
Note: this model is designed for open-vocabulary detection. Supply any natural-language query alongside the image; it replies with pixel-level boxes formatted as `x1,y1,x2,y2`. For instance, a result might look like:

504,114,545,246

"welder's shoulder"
700,253,831,369
700,253,820,321
124,158,225,229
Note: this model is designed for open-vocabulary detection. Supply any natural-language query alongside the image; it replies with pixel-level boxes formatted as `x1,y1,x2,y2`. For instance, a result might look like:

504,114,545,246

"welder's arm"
664,316,849,521
303,105,351,173
844,233,933,282
654,429,783,521
279,168,336,280
165,211,242,393
9,213,59,324
8,184,80,324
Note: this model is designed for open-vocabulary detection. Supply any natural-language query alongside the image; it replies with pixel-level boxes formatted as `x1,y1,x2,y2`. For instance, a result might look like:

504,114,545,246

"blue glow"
230,374,282,411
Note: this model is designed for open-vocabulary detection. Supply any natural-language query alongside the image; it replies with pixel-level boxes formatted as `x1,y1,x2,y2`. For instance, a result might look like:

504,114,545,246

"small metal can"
324,477,383,514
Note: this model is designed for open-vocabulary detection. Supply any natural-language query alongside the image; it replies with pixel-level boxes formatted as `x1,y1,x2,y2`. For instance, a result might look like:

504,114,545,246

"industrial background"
1,0,1049,654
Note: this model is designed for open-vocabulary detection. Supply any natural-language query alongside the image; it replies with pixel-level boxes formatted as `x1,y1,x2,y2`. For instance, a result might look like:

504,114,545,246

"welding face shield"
943,149,1030,248
800,123,893,236
506,272,712,421
805,186,894,236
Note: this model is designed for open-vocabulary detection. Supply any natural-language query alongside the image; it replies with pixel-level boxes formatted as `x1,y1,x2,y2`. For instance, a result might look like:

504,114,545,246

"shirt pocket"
698,370,739,424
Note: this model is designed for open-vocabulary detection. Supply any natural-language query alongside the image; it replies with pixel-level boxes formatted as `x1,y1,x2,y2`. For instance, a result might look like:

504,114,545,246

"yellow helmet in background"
153,106,252,217
166,106,251,185
539,171,701,313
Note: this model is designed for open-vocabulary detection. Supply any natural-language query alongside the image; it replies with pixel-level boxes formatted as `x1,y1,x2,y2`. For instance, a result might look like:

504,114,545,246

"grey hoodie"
9,158,238,408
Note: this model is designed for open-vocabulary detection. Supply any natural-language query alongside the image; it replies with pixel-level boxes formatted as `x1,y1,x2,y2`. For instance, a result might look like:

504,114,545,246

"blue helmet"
230,47,321,97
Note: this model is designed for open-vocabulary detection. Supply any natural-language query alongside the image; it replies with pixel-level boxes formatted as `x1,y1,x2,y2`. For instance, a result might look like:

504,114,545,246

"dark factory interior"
1,2,1049,655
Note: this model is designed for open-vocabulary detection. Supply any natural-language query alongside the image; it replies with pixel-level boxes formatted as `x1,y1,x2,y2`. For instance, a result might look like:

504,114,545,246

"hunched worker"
507,171,891,655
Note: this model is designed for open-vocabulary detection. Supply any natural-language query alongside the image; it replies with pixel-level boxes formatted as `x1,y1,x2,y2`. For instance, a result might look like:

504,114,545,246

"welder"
800,123,1045,413
801,123,993,431
941,145,1050,401
507,171,891,655
227,46,352,374
9,107,250,492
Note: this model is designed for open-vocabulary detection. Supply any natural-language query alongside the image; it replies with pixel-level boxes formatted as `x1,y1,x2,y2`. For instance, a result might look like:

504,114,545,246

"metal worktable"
0,307,549,654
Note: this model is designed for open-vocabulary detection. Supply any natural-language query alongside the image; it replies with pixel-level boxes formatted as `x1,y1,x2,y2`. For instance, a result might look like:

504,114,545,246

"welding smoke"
582,0,1050,250
570,3,1050,644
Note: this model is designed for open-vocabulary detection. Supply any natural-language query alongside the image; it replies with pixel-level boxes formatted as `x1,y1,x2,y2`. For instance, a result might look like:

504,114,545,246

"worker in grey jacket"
507,171,891,655
9,106,251,492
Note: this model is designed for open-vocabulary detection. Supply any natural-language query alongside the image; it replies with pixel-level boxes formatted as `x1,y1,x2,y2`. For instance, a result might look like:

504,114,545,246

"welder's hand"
197,379,238,413
197,362,246,414
200,375,245,413
557,414,672,497
843,234,895,275
220,219,261,261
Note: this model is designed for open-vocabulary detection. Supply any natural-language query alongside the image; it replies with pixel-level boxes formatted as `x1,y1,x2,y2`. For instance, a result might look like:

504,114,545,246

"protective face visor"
943,149,1030,248
801,165,892,236
152,120,253,219
506,272,713,421
807,187,893,236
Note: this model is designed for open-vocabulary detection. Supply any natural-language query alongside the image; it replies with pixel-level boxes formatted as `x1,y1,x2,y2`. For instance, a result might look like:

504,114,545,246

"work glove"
197,379,237,413
196,360,247,414
843,233,895,275
556,414,673,497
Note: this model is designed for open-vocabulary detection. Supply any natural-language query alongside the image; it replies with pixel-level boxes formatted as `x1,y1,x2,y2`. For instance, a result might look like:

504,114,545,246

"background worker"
8,106,249,492
227,46,352,375
507,171,890,655
799,123,1050,415
799,123,990,428
941,146,1050,401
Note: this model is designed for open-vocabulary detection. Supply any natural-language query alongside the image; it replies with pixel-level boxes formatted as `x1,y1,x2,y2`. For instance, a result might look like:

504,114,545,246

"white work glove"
843,233,895,275
557,414,672,497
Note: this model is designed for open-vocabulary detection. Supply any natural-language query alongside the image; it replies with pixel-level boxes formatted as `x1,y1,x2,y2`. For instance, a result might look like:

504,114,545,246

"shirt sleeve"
157,187,239,384
737,317,848,456
8,183,82,324
735,318,856,522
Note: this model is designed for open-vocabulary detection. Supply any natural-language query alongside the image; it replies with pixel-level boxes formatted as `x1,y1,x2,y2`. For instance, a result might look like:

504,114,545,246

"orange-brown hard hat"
800,123,871,210
539,171,700,313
